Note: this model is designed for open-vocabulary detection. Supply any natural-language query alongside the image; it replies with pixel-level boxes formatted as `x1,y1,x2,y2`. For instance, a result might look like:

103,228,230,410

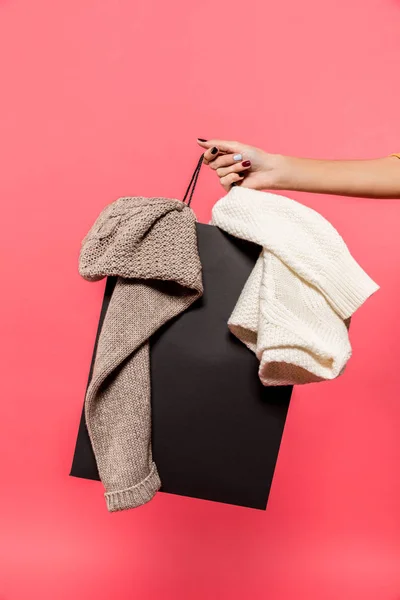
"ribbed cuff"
105,462,161,512
318,252,379,319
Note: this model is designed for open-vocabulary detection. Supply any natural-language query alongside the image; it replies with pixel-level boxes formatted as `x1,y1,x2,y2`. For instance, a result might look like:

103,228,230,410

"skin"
197,139,400,199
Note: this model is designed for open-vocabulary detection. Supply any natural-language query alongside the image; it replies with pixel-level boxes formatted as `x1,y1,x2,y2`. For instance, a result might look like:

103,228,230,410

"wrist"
272,156,317,193
263,154,293,191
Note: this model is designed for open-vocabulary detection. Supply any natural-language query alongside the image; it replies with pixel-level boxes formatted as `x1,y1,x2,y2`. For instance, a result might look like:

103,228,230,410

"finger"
216,160,252,179
202,145,220,165
220,172,245,191
197,138,243,154
207,153,246,170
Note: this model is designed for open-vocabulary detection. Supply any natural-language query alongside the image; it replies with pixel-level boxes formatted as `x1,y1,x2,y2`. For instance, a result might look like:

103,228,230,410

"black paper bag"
70,155,293,510
70,222,292,509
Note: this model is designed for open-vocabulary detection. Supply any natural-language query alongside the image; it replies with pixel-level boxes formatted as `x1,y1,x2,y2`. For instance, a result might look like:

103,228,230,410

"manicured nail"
211,147,218,155
197,138,207,142
233,154,242,161
242,160,251,167
239,171,246,177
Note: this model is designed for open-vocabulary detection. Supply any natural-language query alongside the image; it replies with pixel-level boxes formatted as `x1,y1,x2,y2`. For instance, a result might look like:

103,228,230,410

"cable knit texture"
211,187,379,385
79,197,203,511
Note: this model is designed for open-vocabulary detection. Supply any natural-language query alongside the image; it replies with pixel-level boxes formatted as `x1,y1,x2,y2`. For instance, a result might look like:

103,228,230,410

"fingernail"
211,147,218,155
231,182,237,187
239,171,246,177
197,138,207,142
233,154,242,161
242,160,251,167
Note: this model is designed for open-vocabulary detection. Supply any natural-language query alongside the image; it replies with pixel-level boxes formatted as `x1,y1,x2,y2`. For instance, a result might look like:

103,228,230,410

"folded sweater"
211,186,379,385
79,197,203,511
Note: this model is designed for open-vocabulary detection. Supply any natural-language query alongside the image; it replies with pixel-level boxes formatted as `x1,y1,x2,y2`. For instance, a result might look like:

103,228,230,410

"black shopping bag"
70,155,293,510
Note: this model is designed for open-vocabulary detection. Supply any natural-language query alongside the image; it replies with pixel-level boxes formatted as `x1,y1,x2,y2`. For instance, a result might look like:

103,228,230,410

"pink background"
1,0,400,598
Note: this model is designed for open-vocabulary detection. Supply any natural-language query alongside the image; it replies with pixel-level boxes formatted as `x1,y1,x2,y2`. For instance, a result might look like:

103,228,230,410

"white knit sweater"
211,187,379,386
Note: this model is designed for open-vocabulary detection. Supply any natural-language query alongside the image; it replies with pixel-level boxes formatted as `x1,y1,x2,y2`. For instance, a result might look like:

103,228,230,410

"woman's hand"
197,138,286,192
197,138,400,199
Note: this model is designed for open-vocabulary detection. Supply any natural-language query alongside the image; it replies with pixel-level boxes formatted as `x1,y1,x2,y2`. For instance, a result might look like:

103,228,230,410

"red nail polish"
242,160,251,167
211,147,218,155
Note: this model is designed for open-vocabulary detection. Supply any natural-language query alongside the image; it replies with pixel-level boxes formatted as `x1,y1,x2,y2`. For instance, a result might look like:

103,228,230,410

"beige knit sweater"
79,197,203,512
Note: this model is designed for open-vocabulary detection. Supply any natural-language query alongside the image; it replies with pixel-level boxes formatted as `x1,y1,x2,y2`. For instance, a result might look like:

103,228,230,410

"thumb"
196,138,244,154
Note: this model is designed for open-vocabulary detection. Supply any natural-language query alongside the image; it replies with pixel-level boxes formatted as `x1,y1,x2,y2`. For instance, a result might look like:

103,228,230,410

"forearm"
277,156,400,199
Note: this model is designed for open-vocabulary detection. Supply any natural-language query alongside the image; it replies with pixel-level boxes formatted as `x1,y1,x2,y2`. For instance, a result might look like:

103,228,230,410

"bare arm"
278,155,400,199
197,139,400,199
